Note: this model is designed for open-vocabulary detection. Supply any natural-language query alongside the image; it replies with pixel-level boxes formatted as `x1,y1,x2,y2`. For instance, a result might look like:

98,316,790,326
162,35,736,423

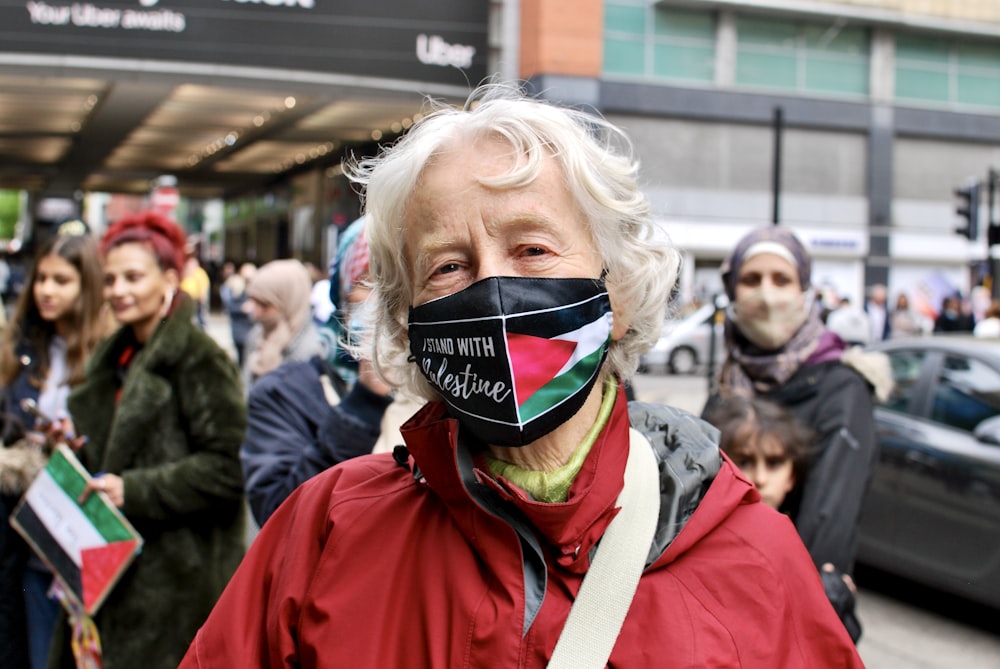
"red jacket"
181,387,863,668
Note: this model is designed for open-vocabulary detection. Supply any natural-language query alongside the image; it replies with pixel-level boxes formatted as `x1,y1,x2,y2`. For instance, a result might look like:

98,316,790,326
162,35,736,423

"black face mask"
408,275,613,447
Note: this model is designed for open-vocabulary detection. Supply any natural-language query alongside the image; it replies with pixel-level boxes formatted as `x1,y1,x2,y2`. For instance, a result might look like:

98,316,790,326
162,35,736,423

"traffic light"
955,182,981,240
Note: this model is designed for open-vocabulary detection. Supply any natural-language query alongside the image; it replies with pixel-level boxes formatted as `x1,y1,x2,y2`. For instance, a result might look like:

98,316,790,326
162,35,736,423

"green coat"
52,298,247,669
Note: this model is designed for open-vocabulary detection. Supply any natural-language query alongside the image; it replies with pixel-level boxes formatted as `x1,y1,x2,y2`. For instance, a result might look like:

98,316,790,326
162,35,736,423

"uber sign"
4,0,488,87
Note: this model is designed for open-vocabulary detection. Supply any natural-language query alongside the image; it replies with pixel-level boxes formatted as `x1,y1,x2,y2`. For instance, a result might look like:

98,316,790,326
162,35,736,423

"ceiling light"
284,97,297,109
371,129,383,141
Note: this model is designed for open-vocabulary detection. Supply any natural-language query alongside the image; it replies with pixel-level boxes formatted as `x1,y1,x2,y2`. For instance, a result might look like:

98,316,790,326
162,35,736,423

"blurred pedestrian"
703,225,892,641
48,211,247,669
704,395,862,642
240,221,400,525
240,259,324,390
306,261,335,326
182,83,861,668
221,262,255,366
0,232,108,669
180,244,210,329
863,283,891,341
889,292,925,337
825,297,871,347
934,294,975,332
974,299,1000,338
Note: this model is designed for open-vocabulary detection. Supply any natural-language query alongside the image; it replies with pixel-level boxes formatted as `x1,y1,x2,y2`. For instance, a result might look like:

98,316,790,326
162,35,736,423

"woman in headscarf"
239,221,401,526
241,259,324,390
703,225,893,643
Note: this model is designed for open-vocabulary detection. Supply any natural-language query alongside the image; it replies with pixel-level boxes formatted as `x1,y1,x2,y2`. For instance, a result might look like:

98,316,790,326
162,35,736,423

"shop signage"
4,0,488,86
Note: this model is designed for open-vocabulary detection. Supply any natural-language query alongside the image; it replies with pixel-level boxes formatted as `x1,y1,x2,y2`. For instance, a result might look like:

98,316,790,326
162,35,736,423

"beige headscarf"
246,259,313,378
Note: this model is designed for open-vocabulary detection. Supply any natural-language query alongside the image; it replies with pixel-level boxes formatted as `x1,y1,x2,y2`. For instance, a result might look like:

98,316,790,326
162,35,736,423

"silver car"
639,302,726,375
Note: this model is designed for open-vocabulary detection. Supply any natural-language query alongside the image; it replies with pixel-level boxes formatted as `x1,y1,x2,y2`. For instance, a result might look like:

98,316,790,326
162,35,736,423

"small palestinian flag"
12,445,143,617
505,299,612,424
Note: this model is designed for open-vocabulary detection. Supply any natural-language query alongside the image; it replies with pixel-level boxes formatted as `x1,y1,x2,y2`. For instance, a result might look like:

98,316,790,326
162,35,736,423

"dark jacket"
1,339,44,441
762,359,879,574
51,297,247,669
0,338,46,668
182,390,863,667
240,355,392,525
226,291,253,349
0,491,29,668
704,358,879,574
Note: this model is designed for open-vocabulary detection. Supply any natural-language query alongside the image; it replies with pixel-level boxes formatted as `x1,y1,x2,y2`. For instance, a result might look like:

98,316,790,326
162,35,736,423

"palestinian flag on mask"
12,445,143,617
505,291,613,424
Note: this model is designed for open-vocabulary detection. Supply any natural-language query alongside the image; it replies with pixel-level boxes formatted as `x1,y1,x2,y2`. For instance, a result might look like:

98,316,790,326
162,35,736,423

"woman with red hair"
50,211,247,669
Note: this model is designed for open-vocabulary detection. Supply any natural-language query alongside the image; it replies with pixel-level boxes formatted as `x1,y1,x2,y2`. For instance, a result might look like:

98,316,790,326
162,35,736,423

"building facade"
515,0,1000,316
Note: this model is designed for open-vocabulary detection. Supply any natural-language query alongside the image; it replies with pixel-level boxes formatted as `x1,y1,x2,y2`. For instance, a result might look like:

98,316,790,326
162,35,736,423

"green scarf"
485,377,618,503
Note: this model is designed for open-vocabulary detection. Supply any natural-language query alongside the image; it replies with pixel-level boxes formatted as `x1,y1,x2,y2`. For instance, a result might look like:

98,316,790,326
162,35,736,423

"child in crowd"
704,395,811,510
704,395,863,643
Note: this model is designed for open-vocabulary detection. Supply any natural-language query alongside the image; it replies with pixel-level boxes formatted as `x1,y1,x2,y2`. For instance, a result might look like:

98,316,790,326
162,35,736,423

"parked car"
639,301,726,375
856,335,1000,609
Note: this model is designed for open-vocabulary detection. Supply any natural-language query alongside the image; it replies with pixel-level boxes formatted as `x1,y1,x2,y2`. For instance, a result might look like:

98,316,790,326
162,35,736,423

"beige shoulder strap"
547,428,661,669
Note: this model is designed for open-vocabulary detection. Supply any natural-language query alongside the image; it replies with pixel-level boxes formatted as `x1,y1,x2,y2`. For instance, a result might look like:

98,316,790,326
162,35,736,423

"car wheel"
669,347,698,375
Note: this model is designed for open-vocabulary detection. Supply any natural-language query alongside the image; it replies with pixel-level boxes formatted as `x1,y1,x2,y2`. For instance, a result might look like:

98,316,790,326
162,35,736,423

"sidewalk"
206,312,237,361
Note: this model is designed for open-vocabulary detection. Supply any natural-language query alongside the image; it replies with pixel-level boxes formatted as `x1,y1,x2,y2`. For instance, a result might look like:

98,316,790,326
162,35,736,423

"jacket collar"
93,294,197,373
400,385,729,573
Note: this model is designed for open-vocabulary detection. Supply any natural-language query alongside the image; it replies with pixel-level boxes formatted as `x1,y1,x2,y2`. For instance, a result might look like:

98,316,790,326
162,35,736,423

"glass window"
895,33,1000,110
653,43,716,81
605,38,646,76
605,3,646,34
884,349,927,414
735,16,868,97
603,2,715,82
931,355,1000,432
604,2,647,76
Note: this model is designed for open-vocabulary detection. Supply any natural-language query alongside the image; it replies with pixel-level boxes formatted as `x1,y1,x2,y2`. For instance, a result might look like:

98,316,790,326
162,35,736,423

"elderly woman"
181,85,861,668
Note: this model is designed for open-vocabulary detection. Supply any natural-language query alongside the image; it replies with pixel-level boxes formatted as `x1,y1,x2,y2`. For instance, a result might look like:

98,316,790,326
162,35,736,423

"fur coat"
49,297,247,669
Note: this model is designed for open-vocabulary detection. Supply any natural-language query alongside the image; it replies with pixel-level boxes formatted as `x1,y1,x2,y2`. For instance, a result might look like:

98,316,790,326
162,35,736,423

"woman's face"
729,434,796,509
243,297,280,330
735,253,802,299
33,253,82,325
403,136,628,341
732,252,806,350
103,242,178,341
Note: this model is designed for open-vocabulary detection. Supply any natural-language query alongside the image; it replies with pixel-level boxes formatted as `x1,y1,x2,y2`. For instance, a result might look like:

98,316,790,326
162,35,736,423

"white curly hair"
344,82,680,401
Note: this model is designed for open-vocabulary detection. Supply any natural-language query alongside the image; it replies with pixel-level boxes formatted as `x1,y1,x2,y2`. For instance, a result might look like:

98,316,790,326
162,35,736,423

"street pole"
772,107,783,225
988,168,999,300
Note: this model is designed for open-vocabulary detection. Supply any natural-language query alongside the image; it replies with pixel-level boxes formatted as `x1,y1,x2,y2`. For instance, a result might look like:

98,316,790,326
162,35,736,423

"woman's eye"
434,262,460,276
766,457,790,469
522,246,547,257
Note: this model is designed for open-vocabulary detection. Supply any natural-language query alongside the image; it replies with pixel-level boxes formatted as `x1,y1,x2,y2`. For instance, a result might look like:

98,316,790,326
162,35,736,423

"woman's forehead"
738,252,798,276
